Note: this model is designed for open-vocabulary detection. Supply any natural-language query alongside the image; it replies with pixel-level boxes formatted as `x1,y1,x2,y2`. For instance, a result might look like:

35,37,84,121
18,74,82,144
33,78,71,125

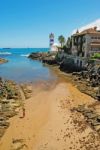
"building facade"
71,27,100,58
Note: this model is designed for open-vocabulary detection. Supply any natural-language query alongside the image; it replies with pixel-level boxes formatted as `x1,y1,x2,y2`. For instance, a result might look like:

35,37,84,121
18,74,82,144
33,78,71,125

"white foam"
0,52,12,55
20,54,29,57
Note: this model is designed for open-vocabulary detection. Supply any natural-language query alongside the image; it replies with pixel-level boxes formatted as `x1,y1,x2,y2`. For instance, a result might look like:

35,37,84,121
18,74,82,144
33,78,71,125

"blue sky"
0,0,100,48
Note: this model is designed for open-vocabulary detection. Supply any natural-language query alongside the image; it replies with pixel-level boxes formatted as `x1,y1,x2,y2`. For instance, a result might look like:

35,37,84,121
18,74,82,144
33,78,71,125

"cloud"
72,19,100,34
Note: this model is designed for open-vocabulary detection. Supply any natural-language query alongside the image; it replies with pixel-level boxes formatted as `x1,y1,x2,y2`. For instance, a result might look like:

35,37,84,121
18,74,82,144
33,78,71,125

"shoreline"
47,64,99,100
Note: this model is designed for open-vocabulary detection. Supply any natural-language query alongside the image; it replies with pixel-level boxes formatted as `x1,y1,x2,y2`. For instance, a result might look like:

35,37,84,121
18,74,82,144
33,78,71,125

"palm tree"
58,35,65,47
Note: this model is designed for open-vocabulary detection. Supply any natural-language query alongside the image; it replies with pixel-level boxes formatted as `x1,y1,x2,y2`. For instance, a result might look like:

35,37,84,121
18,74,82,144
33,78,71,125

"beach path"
0,82,100,150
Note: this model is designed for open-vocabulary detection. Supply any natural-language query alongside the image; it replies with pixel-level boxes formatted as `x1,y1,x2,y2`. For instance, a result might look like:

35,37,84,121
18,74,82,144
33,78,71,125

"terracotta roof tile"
73,27,100,36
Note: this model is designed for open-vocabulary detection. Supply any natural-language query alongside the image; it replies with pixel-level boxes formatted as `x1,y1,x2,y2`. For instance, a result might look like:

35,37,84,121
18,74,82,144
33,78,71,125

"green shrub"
91,53,100,59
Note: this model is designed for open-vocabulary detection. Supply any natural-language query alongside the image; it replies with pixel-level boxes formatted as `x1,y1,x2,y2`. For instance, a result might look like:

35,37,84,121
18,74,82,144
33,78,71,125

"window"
91,36,100,39
77,60,79,65
91,48,100,51
80,61,82,67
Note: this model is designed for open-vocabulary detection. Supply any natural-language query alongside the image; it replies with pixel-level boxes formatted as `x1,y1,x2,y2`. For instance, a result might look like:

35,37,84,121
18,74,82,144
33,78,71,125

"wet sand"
0,80,100,149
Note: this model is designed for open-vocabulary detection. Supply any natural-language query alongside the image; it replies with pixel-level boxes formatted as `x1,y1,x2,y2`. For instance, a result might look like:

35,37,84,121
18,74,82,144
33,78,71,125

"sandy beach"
0,79,100,150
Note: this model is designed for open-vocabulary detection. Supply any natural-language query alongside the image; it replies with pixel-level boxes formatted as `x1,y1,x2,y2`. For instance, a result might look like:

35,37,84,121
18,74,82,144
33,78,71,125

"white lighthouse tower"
49,33,54,50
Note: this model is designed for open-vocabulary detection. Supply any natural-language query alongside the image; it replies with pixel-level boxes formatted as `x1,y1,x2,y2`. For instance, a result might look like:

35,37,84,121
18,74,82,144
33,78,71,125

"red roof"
73,27,100,36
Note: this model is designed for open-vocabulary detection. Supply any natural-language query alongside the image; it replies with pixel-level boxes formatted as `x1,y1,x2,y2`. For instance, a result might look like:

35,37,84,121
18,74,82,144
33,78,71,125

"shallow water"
0,48,57,83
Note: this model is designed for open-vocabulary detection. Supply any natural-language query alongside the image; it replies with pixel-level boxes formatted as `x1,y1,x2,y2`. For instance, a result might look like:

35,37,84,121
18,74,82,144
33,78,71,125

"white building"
50,43,60,52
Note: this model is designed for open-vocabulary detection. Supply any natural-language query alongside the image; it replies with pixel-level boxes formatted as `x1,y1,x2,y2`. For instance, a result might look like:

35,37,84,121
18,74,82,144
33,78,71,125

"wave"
0,52,12,55
20,54,29,57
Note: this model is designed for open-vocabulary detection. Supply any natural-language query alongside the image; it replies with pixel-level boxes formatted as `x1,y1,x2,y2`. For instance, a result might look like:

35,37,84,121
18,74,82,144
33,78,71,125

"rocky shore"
72,67,100,100
0,58,8,64
72,104,100,134
0,78,32,139
28,51,57,65
29,51,100,101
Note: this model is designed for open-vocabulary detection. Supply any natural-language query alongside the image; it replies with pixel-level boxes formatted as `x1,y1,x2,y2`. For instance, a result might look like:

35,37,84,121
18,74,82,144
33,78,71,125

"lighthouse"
49,33,54,50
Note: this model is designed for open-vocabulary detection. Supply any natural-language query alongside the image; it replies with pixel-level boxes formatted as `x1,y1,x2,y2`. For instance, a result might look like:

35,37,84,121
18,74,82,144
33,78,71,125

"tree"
58,35,65,47
66,37,72,49
63,37,72,54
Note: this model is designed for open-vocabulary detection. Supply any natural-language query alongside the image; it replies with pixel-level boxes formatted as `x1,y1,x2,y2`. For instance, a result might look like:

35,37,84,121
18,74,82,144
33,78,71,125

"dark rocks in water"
28,52,57,60
0,58,8,64
42,58,57,65
29,51,58,65
28,52,43,60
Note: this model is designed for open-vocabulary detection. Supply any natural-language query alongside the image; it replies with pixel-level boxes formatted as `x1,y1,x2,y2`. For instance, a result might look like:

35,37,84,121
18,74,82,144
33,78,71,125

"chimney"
76,29,79,34
94,26,97,31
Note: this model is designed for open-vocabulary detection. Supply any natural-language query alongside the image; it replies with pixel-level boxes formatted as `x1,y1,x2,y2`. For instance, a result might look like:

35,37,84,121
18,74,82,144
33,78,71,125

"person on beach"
19,106,25,118
22,107,25,118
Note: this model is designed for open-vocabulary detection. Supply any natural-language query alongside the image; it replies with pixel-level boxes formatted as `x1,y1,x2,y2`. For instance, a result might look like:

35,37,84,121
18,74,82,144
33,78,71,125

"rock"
1,99,9,104
97,116,100,122
0,121,9,128
0,58,8,64
91,120,100,126
0,117,6,122
94,125,100,132
85,113,98,119
0,78,25,139
28,52,43,60
96,87,100,100
76,107,86,112
76,105,86,112
83,109,93,114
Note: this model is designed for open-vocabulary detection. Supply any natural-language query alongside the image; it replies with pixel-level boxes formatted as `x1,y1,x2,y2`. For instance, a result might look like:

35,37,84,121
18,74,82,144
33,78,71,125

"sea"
0,48,57,83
